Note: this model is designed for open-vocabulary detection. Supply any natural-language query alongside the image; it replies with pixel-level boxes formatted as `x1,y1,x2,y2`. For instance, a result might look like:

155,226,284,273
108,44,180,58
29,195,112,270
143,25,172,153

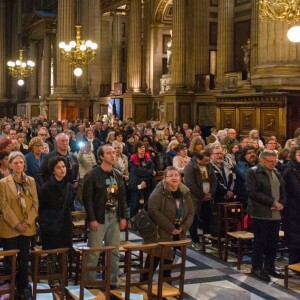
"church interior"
1,1,300,299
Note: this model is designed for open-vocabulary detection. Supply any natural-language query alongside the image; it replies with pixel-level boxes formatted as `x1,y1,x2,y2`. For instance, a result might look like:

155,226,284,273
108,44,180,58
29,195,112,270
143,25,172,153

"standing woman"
128,141,155,218
141,166,194,281
0,151,38,300
38,156,75,285
282,146,300,264
0,150,10,178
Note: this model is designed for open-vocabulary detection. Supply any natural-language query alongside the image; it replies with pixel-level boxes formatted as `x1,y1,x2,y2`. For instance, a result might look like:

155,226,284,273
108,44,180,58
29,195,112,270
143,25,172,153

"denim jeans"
252,219,280,271
86,212,120,285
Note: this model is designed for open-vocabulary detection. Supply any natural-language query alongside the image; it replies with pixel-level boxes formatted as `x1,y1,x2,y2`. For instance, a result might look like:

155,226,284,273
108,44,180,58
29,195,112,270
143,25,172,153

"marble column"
0,0,7,98
111,13,123,92
216,0,234,86
54,0,76,94
171,0,186,89
127,0,142,92
29,40,38,99
42,34,51,98
142,0,151,92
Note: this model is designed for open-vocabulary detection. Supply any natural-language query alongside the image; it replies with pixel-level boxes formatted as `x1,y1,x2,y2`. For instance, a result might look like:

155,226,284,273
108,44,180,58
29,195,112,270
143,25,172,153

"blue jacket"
25,151,46,188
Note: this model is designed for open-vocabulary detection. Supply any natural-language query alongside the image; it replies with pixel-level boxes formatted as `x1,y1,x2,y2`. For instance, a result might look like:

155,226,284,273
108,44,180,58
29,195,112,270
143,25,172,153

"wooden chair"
111,243,158,300
223,203,253,270
144,239,190,300
119,223,143,274
201,202,231,259
31,247,69,300
0,249,19,300
66,245,114,300
284,263,300,289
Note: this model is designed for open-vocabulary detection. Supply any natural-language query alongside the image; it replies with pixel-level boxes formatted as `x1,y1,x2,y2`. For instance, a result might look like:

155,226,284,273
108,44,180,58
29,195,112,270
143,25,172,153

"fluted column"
171,0,186,89
216,0,234,86
127,0,142,92
29,40,38,99
0,0,7,98
111,13,123,92
54,0,76,94
42,34,51,97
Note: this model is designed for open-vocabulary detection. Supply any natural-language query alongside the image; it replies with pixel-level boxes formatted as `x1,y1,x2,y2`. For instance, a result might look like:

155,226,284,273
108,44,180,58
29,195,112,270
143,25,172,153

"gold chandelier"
259,0,300,23
7,49,35,86
59,25,97,76
259,0,300,42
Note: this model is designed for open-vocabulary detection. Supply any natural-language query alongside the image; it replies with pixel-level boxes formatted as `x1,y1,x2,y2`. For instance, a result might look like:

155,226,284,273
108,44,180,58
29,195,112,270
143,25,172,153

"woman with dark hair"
128,141,155,218
0,138,13,153
0,151,38,300
38,156,75,285
0,150,9,178
142,135,160,171
282,146,300,264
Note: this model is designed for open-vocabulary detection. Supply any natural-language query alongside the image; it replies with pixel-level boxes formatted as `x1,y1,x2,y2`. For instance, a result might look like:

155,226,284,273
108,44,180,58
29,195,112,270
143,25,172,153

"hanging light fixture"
258,0,300,42
7,49,35,86
59,25,97,77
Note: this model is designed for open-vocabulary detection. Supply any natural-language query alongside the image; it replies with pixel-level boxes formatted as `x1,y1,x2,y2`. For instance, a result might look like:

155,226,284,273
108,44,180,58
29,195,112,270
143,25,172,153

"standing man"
184,150,217,250
82,145,126,289
246,150,285,282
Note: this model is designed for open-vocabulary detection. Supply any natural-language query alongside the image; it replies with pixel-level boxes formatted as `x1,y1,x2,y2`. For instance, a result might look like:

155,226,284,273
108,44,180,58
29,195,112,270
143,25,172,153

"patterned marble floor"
125,230,300,300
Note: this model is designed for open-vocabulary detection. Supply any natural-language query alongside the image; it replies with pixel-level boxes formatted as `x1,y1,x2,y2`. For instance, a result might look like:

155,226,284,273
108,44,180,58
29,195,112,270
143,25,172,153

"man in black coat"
82,145,126,289
246,150,285,282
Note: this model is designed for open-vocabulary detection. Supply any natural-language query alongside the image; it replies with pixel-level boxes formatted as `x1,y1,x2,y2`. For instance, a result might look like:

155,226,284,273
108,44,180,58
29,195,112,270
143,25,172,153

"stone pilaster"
127,0,142,92
142,0,151,92
0,0,7,98
42,34,51,98
28,40,38,99
111,13,123,92
171,0,186,89
216,0,234,86
251,2,300,88
54,0,76,95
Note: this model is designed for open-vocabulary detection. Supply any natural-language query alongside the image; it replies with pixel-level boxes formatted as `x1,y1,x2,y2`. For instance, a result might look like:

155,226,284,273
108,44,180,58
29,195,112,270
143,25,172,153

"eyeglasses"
246,151,255,155
264,158,276,163
267,142,276,145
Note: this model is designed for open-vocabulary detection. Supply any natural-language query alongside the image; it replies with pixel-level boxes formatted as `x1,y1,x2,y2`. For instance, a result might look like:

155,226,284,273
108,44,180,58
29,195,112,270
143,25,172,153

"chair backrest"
157,239,190,300
31,247,69,300
123,243,158,300
223,202,244,233
0,249,19,299
77,245,115,300
71,211,88,243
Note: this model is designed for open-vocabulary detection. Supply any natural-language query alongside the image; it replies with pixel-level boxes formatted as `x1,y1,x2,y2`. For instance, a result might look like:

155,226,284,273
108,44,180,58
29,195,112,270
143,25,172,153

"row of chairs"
0,239,190,300
201,202,285,270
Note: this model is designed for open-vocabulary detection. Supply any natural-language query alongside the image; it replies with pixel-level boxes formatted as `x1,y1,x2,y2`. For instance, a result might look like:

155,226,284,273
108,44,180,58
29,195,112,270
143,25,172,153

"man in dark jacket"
246,150,285,282
184,150,217,251
82,145,126,289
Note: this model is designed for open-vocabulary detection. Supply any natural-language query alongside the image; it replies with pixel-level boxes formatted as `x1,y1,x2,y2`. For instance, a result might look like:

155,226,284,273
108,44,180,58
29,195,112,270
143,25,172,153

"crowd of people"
0,114,300,298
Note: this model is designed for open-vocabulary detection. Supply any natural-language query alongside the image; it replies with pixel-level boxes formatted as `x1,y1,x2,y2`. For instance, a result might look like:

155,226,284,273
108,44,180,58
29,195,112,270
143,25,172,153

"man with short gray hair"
246,150,285,282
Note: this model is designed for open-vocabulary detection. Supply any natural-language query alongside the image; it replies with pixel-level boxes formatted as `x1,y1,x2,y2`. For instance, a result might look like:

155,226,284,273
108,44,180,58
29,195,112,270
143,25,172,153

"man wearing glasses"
246,150,285,282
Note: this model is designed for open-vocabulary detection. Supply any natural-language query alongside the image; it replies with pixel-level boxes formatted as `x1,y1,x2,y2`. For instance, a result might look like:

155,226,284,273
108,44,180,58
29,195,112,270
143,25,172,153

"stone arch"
154,0,173,24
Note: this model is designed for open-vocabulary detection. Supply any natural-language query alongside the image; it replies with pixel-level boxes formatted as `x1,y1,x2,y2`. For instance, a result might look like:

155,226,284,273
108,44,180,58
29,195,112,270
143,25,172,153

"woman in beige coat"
0,151,38,300
141,166,194,281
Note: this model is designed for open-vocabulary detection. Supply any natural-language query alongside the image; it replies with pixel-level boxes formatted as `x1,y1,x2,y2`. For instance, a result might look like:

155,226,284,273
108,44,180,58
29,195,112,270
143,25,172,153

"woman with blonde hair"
172,143,190,174
112,140,129,180
249,129,264,150
188,137,205,157
163,140,179,169
0,151,38,299
284,138,298,150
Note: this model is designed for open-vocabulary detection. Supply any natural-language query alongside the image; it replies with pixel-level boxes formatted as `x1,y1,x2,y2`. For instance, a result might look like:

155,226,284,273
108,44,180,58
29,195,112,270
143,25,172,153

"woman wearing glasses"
141,166,194,281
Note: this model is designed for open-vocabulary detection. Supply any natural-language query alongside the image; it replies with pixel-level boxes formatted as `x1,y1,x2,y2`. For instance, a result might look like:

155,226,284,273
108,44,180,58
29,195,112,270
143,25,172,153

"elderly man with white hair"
38,133,79,187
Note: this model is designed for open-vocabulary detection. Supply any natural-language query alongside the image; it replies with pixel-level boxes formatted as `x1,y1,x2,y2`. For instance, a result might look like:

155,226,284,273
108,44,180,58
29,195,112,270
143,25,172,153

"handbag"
131,193,166,241
39,184,70,235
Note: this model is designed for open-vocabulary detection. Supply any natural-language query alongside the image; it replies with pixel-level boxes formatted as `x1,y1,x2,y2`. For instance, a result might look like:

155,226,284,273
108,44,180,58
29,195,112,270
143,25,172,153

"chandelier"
59,25,97,76
7,49,35,86
259,0,300,42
